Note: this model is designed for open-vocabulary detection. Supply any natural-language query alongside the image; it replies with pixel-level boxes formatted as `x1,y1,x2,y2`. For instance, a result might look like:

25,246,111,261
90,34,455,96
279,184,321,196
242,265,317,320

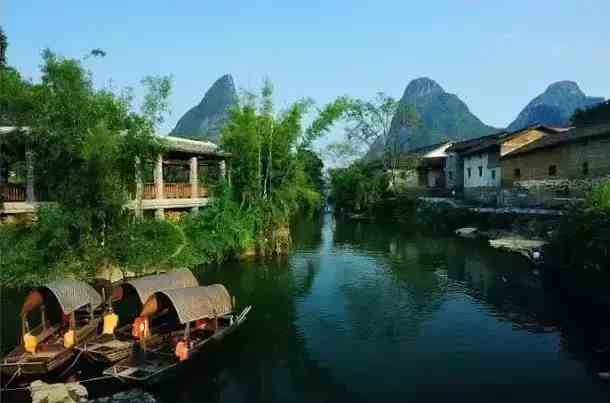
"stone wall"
464,176,610,208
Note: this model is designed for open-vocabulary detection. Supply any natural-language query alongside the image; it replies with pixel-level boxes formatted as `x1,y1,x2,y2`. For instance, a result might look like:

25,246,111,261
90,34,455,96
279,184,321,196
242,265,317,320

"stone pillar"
25,148,35,203
154,154,164,219
134,157,143,219
219,160,227,181
190,156,199,214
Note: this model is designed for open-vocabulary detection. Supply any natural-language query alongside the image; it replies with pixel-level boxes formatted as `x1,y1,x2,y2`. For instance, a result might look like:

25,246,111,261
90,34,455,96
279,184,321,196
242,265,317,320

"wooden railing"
164,183,192,199
140,183,210,199
1,184,26,202
143,183,156,200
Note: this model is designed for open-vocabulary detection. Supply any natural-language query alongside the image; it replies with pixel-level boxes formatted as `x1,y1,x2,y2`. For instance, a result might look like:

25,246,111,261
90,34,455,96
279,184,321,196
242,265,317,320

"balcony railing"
141,183,209,200
1,184,26,202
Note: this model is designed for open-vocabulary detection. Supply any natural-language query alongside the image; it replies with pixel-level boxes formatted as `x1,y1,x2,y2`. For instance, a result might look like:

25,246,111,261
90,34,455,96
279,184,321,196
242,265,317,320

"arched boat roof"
155,285,232,324
41,279,103,315
122,268,199,304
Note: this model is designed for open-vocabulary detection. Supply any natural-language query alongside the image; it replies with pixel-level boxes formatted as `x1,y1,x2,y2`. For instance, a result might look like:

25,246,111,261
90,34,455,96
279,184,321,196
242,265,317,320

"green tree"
0,26,7,68
336,93,420,186
221,79,346,210
571,100,610,126
0,50,170,278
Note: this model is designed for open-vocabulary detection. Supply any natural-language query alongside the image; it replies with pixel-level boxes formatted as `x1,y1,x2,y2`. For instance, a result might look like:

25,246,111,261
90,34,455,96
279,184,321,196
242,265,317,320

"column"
190,156,199,214
154,154,164,219
219,160,227,180
134,157,143,219
25,148,35,203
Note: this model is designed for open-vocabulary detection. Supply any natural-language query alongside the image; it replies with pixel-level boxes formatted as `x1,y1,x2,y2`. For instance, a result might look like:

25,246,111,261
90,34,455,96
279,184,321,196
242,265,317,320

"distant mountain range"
170,74,237,143
386,78,604,152
170,74,605,152
506,81,604,132
386,77,498,151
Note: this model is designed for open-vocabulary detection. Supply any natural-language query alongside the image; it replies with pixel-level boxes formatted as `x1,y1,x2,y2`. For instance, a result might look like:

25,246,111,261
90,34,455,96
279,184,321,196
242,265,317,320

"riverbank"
0,198,294,288
333,192,610,273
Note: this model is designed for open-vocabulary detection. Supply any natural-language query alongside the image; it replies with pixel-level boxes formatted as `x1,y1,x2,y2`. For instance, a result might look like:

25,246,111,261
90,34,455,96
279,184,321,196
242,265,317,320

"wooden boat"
0,279,103,379
103,285,251,385
78,268,198,365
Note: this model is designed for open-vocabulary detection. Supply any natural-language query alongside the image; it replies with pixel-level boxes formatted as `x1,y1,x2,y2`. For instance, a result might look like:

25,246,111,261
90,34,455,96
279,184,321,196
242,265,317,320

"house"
501,123,610,193
455,125,567,203
415,142,453,188
1,128,230,222
444,133,503,191
385,141,452,191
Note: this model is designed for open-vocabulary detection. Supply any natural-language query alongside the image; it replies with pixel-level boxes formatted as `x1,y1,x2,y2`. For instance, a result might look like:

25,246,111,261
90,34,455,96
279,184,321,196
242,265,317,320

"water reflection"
2,214,609,403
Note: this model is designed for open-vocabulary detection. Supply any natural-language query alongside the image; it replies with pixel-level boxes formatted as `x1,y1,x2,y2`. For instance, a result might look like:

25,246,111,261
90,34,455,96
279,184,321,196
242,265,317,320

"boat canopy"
148,285,232,324
41,279,103,315
121,268,199,304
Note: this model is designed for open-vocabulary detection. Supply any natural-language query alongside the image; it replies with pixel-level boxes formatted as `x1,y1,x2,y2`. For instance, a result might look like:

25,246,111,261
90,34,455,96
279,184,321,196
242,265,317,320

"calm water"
2,214,610,402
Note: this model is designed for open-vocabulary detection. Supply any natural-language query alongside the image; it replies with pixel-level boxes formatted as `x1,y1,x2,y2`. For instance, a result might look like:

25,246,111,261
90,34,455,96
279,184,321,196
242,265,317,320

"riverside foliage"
0,52,343,286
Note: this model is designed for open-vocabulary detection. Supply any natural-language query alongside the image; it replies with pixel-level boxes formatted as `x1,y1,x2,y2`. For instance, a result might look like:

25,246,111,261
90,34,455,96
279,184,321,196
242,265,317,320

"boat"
0,279,103,380
78,268,199,365
103,285,251,385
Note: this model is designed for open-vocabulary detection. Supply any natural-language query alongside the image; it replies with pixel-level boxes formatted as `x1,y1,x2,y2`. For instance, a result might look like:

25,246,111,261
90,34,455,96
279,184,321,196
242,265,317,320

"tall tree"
0,26,7,68
333,93,421,183
571,100,610,126
221,81,346,212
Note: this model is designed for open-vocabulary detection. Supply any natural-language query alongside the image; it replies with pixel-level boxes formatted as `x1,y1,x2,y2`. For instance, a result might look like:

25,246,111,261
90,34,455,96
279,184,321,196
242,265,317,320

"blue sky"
4,1,610,146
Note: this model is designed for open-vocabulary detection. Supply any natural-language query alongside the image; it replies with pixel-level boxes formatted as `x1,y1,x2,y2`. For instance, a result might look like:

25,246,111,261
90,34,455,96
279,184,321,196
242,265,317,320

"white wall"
463,153,501,188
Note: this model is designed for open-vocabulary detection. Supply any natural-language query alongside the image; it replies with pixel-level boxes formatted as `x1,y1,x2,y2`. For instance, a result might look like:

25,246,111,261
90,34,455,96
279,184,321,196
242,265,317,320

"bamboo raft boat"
103,285,251,385
0,279,103,380
78,268,199,365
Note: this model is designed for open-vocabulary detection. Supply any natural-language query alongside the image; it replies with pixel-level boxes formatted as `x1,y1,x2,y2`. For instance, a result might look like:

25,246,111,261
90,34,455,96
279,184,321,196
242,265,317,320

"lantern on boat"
103,308,119,335
63,330,75,348
132,316,149,339
23,333,38,353
175,339,189,361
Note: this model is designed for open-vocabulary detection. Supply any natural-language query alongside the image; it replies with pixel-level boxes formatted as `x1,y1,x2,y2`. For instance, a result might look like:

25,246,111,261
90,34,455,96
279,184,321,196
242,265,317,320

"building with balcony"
0,127,230,222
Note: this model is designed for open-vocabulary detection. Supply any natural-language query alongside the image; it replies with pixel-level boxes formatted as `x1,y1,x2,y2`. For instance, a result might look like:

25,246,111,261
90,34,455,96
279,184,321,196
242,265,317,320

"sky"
3,0,610,150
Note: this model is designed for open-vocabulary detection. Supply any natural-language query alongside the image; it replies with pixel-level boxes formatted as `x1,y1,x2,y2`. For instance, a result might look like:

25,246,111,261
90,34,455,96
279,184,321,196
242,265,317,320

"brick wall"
502,135,610,187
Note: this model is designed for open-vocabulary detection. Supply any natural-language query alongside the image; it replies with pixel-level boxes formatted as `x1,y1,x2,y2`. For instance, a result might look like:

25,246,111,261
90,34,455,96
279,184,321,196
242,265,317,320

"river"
2,213,610,402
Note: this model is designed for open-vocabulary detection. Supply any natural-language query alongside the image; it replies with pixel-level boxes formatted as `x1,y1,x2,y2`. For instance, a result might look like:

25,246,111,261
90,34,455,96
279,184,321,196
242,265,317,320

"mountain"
170,74,238,143
507,81,604,132
384,78,498,152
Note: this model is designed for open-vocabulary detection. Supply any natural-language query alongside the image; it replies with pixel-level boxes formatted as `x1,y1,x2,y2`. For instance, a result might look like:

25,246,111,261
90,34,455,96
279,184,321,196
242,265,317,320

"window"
514,168,521,179
467,168,471,178
448,171,453,180
549,165,557,176
491,169,496,180
478,166,483,177
582,162,589,176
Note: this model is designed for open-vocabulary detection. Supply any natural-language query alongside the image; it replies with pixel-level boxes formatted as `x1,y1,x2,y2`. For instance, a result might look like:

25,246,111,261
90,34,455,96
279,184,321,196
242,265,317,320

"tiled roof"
502,123,610,158
162,136,230,157
457,125,567,157
445,132,503,154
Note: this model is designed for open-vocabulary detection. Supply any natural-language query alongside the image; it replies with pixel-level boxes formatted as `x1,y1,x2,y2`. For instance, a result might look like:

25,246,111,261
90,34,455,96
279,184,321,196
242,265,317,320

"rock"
489,237,547,261
455,227,478,238
30,381,88,403
88,389,157,403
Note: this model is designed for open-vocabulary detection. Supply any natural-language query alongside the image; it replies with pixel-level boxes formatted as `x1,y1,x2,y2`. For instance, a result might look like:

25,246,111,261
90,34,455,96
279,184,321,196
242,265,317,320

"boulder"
455,227,478,238
30,381,88,403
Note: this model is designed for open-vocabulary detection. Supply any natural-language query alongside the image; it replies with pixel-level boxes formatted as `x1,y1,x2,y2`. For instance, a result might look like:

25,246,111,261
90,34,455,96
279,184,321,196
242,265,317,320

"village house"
415,142,453,189
500,123,610,202
444,133,503,192
384,141,452,191
454,125,567,204
0,127,230,222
